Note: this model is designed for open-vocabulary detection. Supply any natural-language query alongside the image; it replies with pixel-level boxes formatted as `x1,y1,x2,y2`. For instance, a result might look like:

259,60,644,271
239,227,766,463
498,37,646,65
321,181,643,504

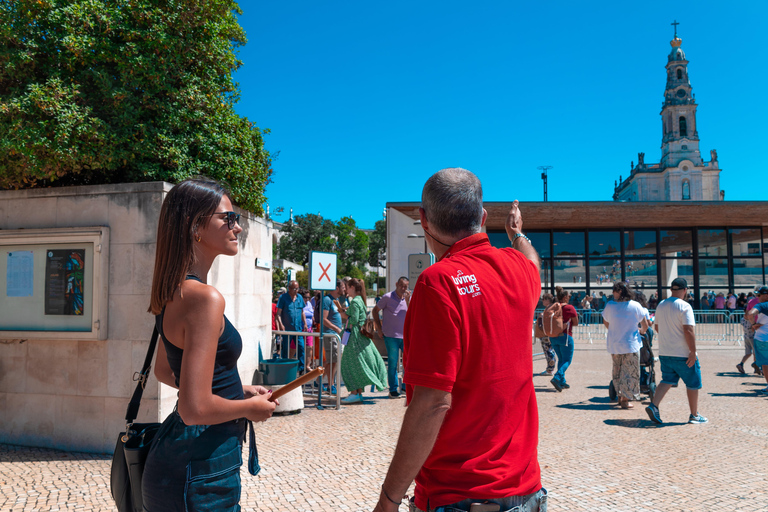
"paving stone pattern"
1,348,767,511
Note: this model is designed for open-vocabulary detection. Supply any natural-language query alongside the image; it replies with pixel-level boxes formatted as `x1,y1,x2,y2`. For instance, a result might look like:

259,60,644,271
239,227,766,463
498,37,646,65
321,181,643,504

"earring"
195,234,201,242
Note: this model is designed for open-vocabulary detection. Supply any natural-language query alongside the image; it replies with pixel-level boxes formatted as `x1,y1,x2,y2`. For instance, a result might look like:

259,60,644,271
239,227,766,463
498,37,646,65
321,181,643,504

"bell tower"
660,22,702,168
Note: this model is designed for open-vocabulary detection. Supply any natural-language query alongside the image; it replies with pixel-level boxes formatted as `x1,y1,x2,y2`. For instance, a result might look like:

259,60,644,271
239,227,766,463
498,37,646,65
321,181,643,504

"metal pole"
317,293,324,409
538,165,552,202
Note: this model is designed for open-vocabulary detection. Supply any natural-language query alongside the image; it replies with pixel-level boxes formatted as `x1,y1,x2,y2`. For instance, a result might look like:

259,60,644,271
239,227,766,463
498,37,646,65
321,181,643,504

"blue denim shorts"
659,356,702,390
754,339,768,367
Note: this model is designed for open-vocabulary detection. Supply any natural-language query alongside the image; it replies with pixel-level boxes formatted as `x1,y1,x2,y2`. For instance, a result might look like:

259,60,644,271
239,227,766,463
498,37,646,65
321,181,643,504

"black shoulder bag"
110,327,161,512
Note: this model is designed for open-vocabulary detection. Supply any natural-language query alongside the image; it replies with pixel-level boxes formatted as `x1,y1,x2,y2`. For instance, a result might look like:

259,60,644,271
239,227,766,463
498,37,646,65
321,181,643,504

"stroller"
609,327,657,401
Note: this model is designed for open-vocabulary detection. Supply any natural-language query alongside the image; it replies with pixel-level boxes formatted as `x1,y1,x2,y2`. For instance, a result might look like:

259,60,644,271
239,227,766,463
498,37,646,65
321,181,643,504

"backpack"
542,302,564,337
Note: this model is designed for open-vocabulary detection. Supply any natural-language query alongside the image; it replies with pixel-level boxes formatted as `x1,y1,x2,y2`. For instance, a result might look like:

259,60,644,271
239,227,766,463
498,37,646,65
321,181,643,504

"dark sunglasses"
205,211,240,229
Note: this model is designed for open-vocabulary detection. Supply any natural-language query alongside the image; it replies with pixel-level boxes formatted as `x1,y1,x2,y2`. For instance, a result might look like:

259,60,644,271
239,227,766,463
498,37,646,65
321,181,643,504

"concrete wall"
0,182,272,453
385,207,428,293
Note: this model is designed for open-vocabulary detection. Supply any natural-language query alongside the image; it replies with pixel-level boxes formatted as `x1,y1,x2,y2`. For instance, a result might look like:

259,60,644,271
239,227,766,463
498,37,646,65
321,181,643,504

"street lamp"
407,233,427,253
538,165,553,202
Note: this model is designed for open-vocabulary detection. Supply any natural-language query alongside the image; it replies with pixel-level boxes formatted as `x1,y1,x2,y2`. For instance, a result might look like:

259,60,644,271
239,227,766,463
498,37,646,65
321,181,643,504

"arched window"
677,68,683,79
682,179,690,200
679,116,687,137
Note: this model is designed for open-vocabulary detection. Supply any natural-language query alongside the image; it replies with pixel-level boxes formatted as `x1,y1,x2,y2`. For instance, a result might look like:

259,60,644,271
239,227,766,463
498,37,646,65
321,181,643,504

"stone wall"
0,182,272,453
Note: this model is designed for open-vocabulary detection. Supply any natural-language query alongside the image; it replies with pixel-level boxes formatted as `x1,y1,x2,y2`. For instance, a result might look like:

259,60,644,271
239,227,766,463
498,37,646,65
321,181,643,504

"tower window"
677,68,683,79
682,179,690,200
679,116,687,137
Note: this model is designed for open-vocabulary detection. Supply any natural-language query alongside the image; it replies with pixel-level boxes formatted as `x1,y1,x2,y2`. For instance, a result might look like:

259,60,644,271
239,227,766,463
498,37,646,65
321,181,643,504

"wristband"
381,487,401,505
512,232,531,245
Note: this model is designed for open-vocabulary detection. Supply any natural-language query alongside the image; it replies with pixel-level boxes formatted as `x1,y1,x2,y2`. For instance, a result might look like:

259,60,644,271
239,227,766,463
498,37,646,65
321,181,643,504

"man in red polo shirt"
373,168,545,512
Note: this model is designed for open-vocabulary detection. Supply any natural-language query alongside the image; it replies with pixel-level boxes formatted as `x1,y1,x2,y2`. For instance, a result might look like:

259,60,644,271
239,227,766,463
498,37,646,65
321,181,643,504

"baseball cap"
757,286,768,295
277,287,287,294
670,278,688,290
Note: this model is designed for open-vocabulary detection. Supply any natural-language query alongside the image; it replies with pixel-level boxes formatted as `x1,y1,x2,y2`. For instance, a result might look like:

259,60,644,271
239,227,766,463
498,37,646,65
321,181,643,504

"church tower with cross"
614,22,723,202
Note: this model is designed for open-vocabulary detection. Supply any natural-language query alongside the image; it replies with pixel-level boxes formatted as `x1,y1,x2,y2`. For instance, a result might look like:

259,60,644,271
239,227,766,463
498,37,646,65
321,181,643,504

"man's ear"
481,208,488,227
418,207,429,231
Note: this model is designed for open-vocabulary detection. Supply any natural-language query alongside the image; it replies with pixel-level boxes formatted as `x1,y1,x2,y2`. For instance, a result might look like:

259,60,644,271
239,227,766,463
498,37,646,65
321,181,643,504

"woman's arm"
348,297,366,329
176,284,276,425
639,316,650,335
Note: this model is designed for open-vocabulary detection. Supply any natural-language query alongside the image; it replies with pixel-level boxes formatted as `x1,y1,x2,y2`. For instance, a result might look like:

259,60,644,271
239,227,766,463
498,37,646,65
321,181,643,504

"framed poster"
0,227,109,340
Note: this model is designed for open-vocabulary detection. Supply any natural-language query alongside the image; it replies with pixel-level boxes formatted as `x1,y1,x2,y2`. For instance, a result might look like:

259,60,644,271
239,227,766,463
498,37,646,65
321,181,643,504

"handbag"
110,327,161,512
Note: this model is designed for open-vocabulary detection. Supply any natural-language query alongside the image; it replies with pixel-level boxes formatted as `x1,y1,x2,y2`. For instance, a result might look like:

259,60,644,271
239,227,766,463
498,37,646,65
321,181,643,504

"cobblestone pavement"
2,347,767,511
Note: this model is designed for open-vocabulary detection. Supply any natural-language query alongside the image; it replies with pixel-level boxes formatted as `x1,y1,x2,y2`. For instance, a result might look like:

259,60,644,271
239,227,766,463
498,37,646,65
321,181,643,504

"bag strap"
124,326,160,425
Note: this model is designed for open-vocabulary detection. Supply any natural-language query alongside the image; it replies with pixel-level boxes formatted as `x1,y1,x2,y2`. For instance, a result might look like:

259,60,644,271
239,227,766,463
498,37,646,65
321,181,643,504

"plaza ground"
1,347,766,511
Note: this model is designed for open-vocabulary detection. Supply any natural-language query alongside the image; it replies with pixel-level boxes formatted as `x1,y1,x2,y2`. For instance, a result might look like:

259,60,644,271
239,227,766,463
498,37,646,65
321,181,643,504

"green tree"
277,214,336,266
335,216,369,277
0,0,272,214
367,217,386,268
271,267,286,298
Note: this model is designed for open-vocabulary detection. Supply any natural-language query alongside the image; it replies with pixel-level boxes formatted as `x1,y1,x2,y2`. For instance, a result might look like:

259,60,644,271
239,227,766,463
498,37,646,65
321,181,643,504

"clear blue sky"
233,1,767,229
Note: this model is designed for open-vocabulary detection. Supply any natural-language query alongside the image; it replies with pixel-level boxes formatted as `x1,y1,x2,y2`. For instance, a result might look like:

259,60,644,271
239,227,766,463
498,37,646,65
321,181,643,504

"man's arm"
323,309,342,334
372,305,383,333
683,325,696,367
373,386,452,512
275,308,285,331
505,200,541,271
639,316,650,335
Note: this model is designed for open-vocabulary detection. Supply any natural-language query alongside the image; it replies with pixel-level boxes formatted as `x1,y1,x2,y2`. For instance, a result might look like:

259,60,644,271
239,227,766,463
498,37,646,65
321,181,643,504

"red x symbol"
319,262,331,282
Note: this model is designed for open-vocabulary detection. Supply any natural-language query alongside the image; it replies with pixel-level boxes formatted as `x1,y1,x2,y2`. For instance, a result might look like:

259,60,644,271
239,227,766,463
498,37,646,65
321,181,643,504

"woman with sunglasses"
143,178,277,511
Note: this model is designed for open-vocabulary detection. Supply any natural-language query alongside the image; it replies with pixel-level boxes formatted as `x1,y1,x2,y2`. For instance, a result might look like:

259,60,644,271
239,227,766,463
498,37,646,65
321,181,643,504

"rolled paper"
268,367,324,402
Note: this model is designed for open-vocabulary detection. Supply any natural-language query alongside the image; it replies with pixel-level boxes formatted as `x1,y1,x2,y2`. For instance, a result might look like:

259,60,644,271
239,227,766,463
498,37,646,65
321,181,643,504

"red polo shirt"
403,233,542,509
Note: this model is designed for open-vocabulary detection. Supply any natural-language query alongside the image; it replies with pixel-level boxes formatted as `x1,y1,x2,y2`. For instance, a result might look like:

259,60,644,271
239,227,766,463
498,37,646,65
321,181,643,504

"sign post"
309,251,338,409
408,253,435,284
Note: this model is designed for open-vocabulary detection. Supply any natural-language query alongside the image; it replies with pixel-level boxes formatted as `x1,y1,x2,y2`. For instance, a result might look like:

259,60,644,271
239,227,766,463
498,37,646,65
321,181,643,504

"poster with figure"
45,249,85,315
6,251,34,297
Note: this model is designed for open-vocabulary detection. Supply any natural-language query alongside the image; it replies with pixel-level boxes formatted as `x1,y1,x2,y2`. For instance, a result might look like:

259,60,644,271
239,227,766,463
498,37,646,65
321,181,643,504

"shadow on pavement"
709,392,763,398
0,444,111,463
715,371,761,378
555,401,614,411
586,385,609,390
533,387,559,393
603,418,687,428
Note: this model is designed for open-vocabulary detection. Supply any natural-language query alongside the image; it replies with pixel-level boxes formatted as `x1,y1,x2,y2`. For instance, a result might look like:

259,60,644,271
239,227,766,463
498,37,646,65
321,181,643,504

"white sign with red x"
309,251,338,291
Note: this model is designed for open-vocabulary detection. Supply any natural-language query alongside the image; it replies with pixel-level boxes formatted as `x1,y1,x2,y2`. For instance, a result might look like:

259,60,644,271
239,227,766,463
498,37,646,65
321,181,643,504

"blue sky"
234,1,767,229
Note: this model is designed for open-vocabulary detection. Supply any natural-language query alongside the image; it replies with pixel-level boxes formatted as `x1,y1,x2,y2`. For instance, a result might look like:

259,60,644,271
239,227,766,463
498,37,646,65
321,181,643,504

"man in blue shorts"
646,278,708,425
746,286,768,394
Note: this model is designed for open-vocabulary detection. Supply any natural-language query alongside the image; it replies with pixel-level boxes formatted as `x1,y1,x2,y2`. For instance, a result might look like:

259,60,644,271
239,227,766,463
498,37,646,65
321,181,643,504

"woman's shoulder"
176,280,225,312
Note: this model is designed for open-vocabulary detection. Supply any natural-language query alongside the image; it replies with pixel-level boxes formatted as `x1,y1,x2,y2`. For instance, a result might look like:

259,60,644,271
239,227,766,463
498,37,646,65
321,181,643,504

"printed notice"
45,249,85,315
6,251,34,297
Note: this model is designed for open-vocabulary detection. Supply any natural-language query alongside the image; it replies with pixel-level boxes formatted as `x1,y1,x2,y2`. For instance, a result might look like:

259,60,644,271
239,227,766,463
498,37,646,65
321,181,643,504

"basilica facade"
613,29,723,202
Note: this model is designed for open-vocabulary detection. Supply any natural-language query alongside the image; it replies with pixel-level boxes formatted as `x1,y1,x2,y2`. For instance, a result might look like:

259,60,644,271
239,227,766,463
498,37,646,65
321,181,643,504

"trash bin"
259,358,299,385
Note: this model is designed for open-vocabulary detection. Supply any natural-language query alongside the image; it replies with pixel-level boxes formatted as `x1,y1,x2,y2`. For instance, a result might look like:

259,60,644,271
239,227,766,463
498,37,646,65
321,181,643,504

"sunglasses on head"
205,211,240,230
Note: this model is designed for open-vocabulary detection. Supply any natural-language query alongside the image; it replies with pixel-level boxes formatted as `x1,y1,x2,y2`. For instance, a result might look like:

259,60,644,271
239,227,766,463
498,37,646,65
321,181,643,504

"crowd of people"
141,172,766,512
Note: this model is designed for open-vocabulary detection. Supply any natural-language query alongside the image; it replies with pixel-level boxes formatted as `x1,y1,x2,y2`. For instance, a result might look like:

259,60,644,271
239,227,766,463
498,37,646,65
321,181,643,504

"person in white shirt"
645,278,708,425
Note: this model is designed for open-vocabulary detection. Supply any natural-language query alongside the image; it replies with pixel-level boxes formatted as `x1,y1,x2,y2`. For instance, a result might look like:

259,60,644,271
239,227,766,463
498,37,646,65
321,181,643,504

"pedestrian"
602,281,650,409
645,278,708,424
143,178,277,511
340,278,388,404
372,276,411,398
320,280,346,394
737,290,761,375
537,292,557,376
373,168,546,512
276,280,307,373
746,286,768,393
549,287,578,391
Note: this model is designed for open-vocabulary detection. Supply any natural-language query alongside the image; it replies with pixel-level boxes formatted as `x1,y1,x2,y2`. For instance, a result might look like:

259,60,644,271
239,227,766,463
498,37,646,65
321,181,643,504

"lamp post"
538,165,553,202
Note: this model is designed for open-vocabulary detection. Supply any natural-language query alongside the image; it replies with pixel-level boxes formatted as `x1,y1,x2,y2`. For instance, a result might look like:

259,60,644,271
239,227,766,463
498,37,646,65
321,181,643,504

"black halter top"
155,275,244,400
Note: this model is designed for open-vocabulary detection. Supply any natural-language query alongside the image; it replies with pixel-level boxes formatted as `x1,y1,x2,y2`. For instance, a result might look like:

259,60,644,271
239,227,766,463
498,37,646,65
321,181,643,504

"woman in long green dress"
340,278,388,404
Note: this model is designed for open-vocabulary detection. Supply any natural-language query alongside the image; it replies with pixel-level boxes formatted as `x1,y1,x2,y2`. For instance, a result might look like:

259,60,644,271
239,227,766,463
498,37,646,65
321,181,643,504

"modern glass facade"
488,227,766,307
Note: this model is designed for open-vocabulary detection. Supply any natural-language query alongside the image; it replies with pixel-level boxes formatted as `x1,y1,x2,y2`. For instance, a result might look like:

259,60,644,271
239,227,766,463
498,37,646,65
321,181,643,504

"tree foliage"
367,218,386,268
0,0,272,214
277,214,372,280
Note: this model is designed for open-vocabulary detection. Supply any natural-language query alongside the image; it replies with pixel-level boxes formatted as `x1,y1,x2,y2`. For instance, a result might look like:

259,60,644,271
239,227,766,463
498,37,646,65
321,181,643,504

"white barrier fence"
535,309,747,347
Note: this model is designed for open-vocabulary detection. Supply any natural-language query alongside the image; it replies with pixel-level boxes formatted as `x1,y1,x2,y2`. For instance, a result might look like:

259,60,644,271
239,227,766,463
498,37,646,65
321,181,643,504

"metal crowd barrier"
533,308,747,347
271,330,343,410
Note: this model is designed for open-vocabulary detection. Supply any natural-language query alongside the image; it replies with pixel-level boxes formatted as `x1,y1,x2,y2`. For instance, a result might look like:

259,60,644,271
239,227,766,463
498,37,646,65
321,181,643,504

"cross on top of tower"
671,20,680,37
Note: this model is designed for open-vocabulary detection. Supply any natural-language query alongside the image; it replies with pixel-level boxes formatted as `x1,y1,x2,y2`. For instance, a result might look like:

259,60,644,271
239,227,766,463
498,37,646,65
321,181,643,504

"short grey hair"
421,168,483,236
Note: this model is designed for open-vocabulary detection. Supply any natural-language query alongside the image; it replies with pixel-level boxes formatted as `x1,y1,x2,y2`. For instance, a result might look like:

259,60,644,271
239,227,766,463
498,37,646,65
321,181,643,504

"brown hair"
612,281,633,302
148,178,229,314
555,286,569,303
347,278,368,305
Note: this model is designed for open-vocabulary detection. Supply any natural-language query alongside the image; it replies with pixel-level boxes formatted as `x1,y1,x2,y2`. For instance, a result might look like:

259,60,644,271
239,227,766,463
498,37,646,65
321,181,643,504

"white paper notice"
7,251,34,297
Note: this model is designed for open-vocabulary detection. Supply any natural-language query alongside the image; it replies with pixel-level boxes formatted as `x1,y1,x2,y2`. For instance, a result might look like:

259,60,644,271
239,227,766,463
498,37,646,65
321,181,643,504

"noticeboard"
0,227,109,340
309,251,337,291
